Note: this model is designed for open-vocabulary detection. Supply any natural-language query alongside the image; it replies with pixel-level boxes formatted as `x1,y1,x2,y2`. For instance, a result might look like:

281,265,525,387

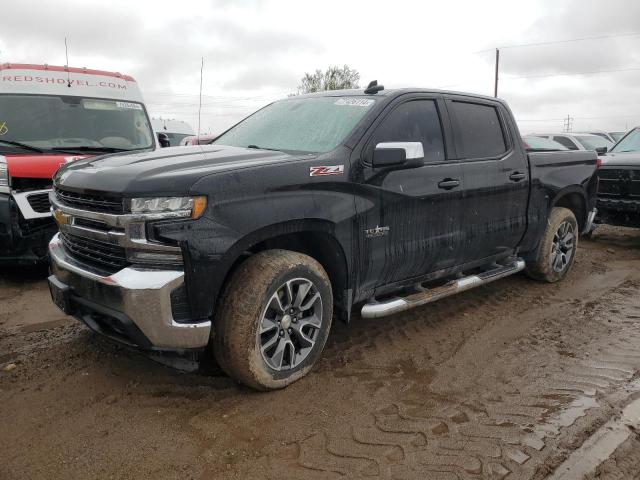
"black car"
594,127,640,228
47,85,598,390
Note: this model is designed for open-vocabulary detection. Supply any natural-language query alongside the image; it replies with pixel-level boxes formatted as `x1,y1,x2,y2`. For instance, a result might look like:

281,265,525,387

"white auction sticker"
116,101,143,110
334,98,375,107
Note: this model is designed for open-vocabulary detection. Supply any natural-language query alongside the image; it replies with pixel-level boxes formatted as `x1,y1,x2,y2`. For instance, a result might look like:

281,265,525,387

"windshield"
611,128,640,153
523,136,568,151
213,96,376,153
575,135,613,151
0,94,154,153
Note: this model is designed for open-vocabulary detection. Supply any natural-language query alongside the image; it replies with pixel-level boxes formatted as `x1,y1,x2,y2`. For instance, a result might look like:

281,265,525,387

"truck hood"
600,151,640,167
6,154,87,179
55,145,306,195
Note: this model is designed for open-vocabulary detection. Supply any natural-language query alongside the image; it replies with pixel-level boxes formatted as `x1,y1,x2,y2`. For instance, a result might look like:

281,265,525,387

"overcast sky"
2,0,639,136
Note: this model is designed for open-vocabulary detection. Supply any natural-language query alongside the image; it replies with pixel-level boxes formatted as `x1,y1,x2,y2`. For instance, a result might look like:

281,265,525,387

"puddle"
531,394,599,442
550,393,640,479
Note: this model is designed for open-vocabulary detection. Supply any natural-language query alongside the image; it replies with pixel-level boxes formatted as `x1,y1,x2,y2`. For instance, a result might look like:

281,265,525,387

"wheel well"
217,231,350,322
554,192,587,230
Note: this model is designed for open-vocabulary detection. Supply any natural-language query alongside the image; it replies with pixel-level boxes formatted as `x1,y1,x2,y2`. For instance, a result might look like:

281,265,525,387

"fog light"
128,250,183,265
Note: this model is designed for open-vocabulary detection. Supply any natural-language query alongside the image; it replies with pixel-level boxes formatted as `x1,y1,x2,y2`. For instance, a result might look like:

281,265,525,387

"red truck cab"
0,63,156,263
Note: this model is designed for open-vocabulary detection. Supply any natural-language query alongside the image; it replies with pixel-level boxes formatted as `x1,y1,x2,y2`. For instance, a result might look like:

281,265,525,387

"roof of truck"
0,63,136,82
293,87,508,104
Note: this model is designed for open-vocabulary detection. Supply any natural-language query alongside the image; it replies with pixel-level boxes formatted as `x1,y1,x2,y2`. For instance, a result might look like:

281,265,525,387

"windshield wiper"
0,139,45,153
246,144,282,152
49,146,132,154
613,150,639,153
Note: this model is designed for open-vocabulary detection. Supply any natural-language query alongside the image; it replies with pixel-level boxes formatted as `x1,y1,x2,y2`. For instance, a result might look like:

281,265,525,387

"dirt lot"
2,226,640,480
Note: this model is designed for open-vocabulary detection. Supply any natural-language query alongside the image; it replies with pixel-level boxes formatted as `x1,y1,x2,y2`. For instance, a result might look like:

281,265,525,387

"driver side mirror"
372,142,424,168
595,146,608,155
157,132,170,148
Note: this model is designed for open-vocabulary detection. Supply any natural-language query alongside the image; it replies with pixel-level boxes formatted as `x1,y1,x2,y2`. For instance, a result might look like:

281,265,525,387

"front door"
353,96,465,295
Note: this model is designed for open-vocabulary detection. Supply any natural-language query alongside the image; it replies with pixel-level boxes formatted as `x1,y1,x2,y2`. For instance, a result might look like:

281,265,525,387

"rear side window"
553,136,579,150
370,100,445,162
451,101,507,158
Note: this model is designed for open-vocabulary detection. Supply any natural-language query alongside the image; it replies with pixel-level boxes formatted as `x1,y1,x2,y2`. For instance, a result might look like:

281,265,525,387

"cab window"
369,100,445,162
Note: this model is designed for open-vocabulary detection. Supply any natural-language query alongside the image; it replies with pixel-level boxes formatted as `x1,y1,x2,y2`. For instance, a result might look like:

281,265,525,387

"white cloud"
2,0,639,134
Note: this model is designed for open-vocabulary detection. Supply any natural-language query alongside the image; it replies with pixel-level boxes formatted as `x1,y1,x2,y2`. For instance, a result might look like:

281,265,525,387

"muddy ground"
2,226,640,480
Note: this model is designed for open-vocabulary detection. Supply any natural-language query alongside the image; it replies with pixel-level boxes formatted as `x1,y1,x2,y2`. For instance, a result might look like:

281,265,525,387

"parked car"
587,131,616,143
594,127,640,228
0,63,156,264
180,134,218,146
47,86,598,390
536,133,613,153
609,131,627,143
522,135,568,152
151,118,194,147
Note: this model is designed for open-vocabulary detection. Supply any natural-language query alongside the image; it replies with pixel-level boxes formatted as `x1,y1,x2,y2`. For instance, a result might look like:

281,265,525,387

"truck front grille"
54,187,125,214
597,168,640,199
60,233,128,273
26,192,51,213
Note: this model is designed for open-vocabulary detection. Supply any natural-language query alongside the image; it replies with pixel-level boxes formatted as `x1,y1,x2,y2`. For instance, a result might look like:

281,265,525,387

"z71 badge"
309,165,344,177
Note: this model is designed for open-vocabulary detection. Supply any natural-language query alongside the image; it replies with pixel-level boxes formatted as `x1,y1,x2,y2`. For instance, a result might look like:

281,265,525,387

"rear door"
353,95,465,292
447,98,529,262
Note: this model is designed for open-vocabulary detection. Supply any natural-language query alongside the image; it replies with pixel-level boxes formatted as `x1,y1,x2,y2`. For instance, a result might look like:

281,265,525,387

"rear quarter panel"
520,150,597,254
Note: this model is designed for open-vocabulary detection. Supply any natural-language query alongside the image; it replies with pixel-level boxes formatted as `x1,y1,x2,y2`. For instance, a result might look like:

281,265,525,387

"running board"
361,259,526,319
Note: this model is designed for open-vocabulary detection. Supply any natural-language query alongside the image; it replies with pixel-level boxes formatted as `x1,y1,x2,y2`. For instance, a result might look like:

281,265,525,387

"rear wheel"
526,207,578,282
213,250,333,390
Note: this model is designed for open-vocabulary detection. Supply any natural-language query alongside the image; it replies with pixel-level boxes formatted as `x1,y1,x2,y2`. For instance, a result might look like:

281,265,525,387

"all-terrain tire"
213,249,333,391
526,207,578,283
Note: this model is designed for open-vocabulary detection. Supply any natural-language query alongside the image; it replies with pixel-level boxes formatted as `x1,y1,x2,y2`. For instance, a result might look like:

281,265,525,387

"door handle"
437,178,460,190
509,172,527,182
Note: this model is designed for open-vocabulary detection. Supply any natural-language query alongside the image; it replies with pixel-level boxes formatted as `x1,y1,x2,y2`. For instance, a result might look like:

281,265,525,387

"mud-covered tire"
212,249,333,391
526,207,578,283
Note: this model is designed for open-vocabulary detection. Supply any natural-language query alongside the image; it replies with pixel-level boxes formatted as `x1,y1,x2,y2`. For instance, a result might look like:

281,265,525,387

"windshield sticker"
82,100,119,110
310,165,344,177
334,98,374,107
116,101,143,110
0,122,7,136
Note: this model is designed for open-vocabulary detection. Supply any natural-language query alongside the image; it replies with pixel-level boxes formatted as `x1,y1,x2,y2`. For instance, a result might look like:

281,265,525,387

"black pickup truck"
594,127,640,228
47,85,598,390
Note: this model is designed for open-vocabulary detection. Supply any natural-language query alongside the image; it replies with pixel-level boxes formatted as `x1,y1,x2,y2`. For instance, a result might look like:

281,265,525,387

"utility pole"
197,57,204,138
494,48,500,98
563,114,574,133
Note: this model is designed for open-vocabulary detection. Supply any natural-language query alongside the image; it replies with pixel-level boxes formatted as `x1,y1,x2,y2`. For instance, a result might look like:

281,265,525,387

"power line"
518,114,639,123
475,31,640,53
504,66,640,80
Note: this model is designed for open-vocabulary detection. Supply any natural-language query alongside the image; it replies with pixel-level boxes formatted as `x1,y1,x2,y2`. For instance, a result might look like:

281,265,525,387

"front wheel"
526,207,578,282
213,250,333,390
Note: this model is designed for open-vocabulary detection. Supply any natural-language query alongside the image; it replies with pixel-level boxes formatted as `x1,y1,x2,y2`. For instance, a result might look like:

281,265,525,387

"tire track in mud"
275,274,640,480
5,229,640,480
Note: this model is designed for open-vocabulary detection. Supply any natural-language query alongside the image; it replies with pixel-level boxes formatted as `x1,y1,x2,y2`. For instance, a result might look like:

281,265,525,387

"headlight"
130,196,207,219
0,156,9,190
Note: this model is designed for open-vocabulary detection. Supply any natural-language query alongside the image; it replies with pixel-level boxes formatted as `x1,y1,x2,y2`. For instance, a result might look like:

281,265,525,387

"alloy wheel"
259,278,323,371
550,220,575,273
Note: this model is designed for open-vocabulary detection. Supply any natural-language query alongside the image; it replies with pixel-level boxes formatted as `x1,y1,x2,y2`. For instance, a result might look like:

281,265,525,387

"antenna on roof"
197,57,204,139
64,37,71,87
364,80,384,94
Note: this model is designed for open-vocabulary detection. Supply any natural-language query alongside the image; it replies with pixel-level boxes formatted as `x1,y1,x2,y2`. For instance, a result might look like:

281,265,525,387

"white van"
0,63,156,263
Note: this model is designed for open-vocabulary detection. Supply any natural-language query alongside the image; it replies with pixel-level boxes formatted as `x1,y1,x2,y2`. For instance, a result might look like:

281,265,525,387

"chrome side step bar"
361,259,526,319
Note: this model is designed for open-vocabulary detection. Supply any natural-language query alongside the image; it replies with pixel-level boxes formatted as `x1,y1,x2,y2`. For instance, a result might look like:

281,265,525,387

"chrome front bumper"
49,233,211,350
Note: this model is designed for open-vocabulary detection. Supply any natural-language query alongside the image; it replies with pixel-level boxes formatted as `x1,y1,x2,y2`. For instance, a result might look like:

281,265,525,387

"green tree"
295,65,360,95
